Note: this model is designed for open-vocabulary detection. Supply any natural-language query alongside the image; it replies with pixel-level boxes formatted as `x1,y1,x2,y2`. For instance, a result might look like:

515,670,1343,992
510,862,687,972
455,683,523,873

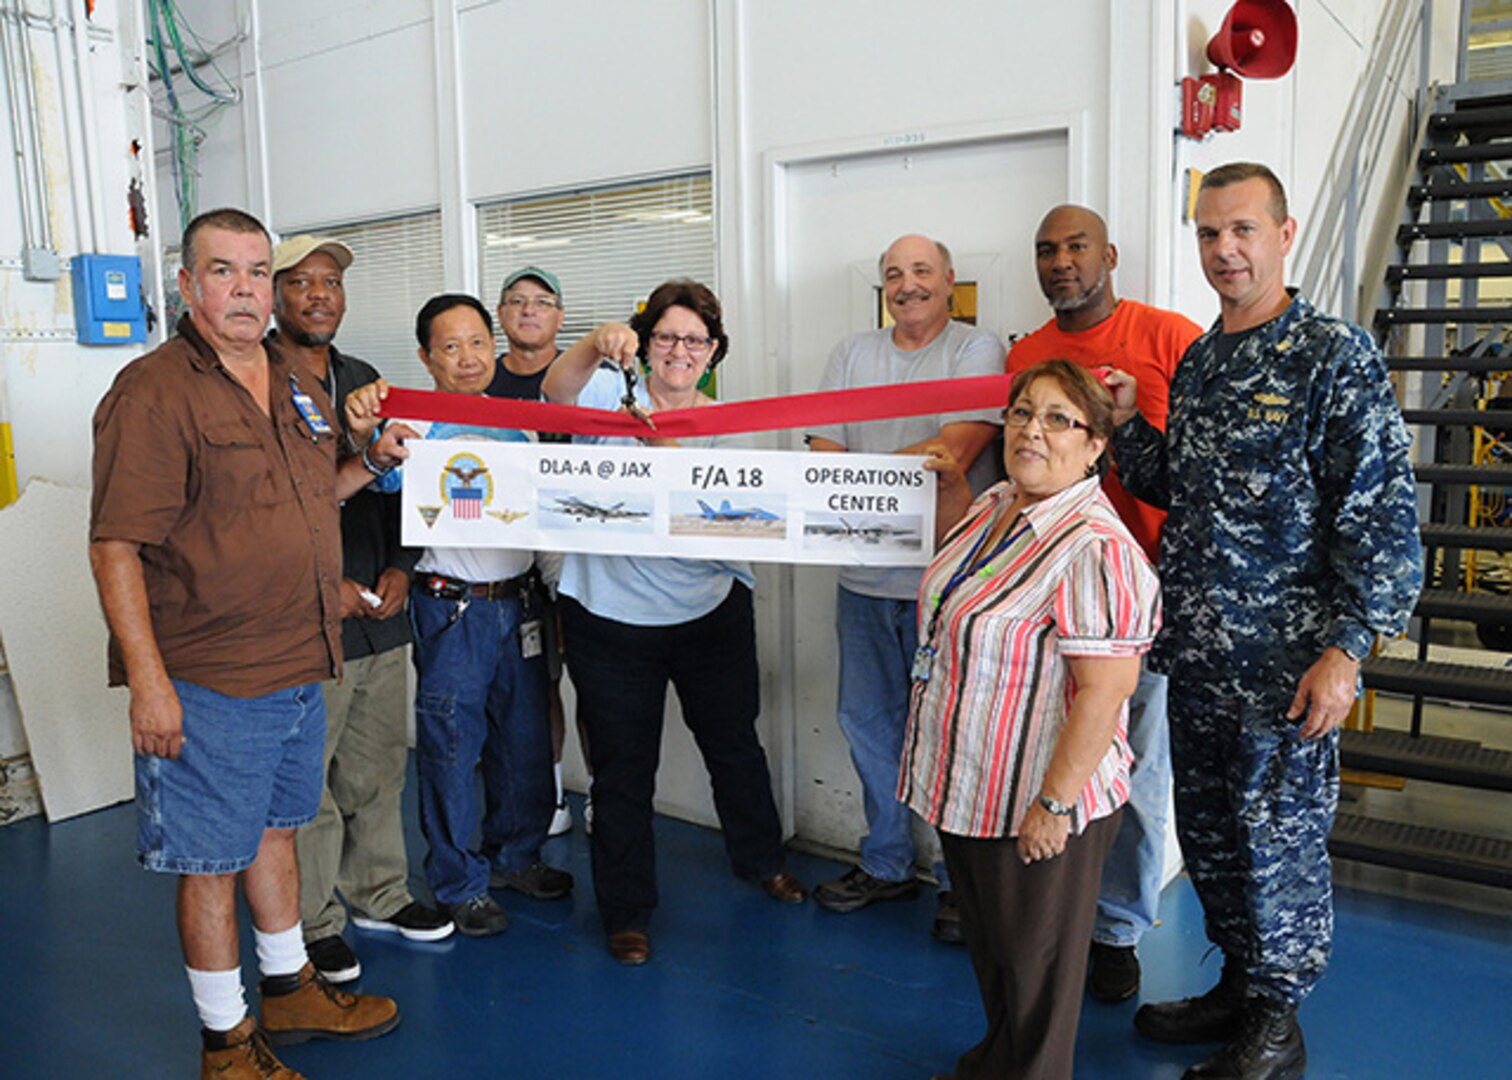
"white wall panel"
257,0,429,70
3,0,149,492
458,0,711,202
264,21,440,225
734,0,1108,190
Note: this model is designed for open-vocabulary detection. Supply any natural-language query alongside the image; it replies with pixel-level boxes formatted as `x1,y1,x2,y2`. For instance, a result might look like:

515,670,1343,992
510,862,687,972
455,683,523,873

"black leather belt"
420,569,535,602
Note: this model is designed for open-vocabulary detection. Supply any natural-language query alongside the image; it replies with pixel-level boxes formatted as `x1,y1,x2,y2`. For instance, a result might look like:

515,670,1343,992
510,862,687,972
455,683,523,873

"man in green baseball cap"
489,265,565,399
487,266,578,838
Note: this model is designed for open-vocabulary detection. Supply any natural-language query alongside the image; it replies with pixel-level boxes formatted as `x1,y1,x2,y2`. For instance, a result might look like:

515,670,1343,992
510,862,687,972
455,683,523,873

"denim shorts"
135,679,326,875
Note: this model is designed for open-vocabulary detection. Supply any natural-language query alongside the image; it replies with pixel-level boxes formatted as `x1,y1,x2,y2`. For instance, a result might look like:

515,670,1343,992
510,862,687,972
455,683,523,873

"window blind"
477,173,715,345
316,212,445,390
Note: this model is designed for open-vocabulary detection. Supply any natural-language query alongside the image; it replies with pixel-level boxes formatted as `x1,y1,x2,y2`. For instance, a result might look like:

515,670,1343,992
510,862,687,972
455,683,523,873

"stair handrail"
1295,0,1436,320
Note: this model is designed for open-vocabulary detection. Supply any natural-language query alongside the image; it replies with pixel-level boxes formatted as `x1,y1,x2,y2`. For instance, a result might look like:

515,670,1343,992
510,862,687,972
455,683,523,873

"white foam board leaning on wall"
0,481,132,820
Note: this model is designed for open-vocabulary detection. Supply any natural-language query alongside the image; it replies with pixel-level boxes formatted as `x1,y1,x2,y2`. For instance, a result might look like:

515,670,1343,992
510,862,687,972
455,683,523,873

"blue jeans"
410,589,552,905
137,680,325,875
1093,668,1171,947
835,586,948,888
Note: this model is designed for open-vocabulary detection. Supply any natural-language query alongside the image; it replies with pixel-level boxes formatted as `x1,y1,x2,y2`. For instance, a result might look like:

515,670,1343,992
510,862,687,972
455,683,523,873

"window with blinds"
477,174,715,345
314,212,445,390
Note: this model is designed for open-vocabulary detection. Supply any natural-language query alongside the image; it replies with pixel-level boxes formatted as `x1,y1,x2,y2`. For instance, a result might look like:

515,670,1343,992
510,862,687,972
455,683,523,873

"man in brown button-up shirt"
89,208,408,1074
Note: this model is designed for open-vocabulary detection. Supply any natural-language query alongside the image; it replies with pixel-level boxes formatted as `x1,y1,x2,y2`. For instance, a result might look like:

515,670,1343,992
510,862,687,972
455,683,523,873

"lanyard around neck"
922,508,1029,648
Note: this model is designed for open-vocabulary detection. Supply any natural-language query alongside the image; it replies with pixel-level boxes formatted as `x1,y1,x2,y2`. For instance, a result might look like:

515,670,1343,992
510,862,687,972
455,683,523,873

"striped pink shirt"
900,476,1161,839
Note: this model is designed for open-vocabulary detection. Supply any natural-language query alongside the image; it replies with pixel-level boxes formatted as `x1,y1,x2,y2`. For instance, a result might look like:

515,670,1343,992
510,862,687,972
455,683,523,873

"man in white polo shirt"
352,293,572,937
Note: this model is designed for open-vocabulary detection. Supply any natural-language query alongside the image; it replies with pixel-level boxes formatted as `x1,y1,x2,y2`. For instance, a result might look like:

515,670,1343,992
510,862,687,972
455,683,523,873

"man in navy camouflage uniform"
1108,162,1422,1080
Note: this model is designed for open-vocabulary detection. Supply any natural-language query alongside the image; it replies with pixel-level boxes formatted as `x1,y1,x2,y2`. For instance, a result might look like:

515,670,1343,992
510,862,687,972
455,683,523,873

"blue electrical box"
72,254,147,344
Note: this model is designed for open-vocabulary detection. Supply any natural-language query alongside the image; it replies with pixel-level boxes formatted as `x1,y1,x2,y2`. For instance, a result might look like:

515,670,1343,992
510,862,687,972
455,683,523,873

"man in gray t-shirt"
806,234,1005,940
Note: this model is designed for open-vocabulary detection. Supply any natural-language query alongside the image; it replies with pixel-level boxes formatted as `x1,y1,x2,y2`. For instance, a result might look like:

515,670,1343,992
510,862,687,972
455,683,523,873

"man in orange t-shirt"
1007,204,1201,1005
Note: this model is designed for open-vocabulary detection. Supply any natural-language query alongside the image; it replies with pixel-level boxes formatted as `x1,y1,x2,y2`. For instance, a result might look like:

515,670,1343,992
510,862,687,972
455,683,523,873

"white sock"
186,966,247,1033
254,923,308,978
553,761,564,804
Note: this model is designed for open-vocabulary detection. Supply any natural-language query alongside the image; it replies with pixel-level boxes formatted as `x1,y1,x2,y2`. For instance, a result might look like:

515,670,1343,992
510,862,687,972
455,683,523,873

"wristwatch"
1037,793,1073,817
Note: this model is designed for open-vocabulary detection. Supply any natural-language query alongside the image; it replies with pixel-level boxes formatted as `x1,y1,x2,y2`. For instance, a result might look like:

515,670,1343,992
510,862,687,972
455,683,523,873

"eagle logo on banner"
441,453,492,521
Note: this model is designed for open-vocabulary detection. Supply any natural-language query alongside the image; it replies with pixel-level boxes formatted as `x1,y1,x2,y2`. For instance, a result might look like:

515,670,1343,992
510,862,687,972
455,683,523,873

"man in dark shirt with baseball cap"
272,234,454,988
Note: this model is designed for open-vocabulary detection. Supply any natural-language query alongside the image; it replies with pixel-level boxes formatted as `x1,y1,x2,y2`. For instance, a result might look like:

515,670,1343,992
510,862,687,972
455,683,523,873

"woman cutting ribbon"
542,279,806,966
903,359,1161,1080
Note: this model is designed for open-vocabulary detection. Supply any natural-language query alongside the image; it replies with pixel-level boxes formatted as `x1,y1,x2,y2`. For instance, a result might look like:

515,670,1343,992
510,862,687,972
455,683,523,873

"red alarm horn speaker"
1206,0,1298,78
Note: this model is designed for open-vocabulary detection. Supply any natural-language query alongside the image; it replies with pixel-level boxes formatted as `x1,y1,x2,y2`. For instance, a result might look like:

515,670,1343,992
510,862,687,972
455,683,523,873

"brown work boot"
259,961,400,1045
201,1015,306,1078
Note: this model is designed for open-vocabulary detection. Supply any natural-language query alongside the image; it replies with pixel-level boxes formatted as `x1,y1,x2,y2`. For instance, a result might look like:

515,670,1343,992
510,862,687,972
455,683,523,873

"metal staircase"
1354,79,1512,889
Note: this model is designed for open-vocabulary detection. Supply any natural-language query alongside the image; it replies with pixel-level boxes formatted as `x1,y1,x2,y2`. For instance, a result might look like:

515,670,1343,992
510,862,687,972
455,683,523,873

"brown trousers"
940,809,1122,1080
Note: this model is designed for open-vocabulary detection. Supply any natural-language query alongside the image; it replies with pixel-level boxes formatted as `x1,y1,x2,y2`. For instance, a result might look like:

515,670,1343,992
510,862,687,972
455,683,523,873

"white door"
774,129,1073,857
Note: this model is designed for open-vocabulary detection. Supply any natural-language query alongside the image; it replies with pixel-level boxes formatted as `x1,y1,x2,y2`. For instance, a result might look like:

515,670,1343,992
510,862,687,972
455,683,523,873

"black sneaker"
1088,942,1141,1003
931,891,965,944
813,866,920,913
351,900,455,942
305,934,361,984
441,894,509,937
489,861,574,900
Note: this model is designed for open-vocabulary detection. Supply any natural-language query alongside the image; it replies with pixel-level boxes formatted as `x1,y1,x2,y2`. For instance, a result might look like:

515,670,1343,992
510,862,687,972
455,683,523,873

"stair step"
1414,462,1512,485
1339,728,1512,792
1385,354,1512,373
1363,653,1512,704
1409,178,1512,203
1397,220,1512,243
1386,261,1512,282
1329,813,1512,889
1421,143,1512,165
1376,306,1512,325
1420,522,1512,552
1430,104,1512,131
1441,89,1512,111
1400,408,1509,426
1412,588,1512,622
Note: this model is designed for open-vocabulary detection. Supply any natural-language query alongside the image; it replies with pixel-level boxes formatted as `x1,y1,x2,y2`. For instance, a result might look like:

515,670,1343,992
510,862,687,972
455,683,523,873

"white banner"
399,441,936,566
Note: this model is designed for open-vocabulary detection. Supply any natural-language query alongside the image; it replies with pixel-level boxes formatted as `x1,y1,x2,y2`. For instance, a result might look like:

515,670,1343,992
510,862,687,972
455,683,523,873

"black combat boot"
1182,997,1306,1080
1134,954,1247,1044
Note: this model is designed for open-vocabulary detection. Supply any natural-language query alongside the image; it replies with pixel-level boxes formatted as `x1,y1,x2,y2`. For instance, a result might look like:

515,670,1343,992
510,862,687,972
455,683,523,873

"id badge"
911,645,935,684
520,618,544,660
292,390,334,436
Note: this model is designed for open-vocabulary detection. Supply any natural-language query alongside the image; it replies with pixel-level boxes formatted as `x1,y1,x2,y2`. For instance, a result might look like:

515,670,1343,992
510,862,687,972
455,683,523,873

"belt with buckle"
421,570,535,602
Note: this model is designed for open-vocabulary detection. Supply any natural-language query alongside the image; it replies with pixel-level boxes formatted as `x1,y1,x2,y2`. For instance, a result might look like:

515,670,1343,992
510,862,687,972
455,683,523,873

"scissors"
620,364,657,431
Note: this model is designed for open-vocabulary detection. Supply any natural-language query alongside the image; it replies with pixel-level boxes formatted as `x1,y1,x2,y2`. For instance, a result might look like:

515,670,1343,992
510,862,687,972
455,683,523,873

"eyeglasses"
1004,405,1092,434
503,295,560,311
649,331,714,355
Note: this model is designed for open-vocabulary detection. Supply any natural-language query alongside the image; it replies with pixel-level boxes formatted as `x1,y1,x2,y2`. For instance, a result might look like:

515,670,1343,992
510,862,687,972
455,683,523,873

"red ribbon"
378,374,1015,439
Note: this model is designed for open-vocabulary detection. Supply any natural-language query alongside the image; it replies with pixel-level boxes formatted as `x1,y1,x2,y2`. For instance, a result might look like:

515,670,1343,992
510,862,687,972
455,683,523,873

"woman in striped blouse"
903,359,1161,1080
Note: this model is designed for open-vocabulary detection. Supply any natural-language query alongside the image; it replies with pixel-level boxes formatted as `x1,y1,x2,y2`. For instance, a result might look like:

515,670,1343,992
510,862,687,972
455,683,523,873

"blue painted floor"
2,785,1510,1078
